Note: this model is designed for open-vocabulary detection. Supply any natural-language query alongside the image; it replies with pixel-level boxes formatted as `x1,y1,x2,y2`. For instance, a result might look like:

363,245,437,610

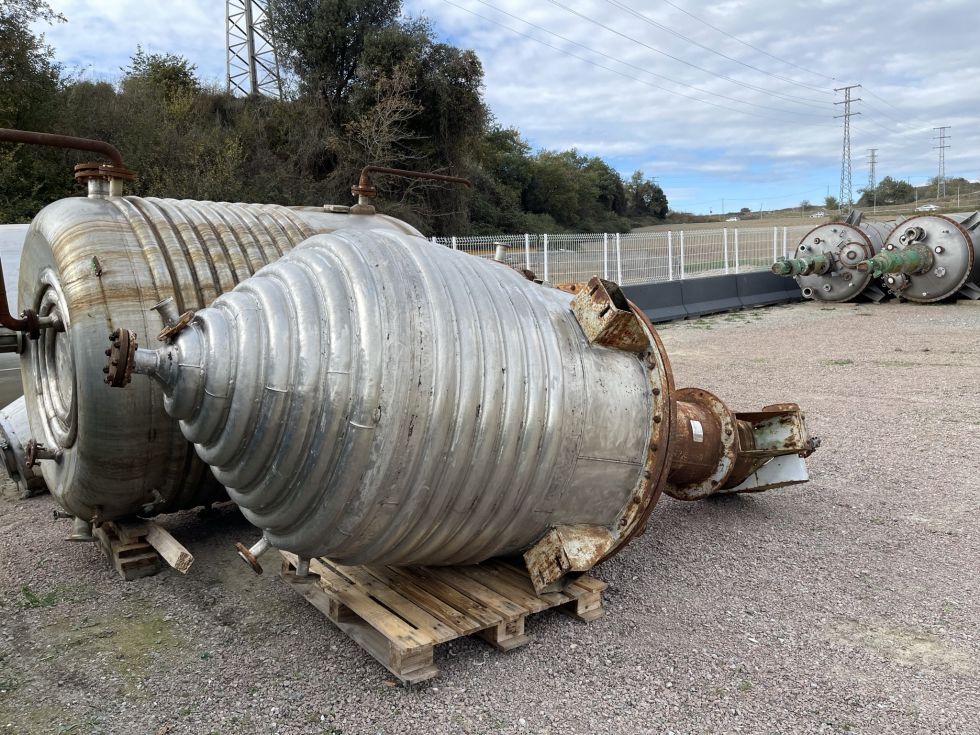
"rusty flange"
235,542,264,575
601,301,676,560
24,438,44,469
104,328,137,387
73,161,136,183
664,388,738,501
157,311,194,342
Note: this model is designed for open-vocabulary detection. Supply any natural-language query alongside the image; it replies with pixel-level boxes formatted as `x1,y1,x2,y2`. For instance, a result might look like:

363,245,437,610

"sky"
34,0,980,214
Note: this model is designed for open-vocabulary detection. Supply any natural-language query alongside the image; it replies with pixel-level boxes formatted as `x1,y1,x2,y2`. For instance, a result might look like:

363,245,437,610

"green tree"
626,171,668,219
268,0,401,119
856,176,914,207
467,126,533,234
122,46,200,103
824,195,839,211
0,0,63,127
0,0,67,221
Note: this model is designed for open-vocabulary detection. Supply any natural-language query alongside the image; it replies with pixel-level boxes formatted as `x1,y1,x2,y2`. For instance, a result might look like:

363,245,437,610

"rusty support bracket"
157,312,194,342
570,277,649,353
523,525,616,594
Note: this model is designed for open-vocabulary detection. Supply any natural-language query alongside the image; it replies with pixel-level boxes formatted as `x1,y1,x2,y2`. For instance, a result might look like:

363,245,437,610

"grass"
821,358,853,366
20,585,58,609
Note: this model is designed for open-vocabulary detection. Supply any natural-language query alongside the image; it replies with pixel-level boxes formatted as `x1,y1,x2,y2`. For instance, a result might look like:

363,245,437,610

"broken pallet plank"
143,523,194,574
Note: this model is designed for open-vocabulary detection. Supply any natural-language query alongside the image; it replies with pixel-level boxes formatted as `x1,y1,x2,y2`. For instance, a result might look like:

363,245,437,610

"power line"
544,0,832,110
862,86,901,112
834,85,861,207
933,125,950,198
655,0,837,84
600,0,832,94
462,0,824,120
440,0,830,124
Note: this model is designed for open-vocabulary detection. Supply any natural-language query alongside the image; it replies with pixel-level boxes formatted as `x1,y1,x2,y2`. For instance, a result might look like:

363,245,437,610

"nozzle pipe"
235,536,270,575
771,254,831,277
857,246,932,277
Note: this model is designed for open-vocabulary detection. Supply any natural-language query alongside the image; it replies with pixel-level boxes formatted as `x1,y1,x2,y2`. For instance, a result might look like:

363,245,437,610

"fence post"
772,226,778,263
524,233,531,270
543,233,549,283
679,230,685,280
723,228,729,274
667,231,673,281
603,233,609,279
615,233,622,283
431,236,437,244
451,236,458,251
734,228,740,273
782,227,788,257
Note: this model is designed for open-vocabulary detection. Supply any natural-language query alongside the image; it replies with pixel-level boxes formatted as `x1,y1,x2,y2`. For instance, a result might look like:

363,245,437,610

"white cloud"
35,0,980,212
38,1,225,84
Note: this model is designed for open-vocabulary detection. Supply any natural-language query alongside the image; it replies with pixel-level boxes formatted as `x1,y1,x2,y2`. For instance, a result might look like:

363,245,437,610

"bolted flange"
104,328,137,387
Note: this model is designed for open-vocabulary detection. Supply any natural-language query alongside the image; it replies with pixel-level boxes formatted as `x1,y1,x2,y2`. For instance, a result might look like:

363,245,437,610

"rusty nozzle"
236,536,270,575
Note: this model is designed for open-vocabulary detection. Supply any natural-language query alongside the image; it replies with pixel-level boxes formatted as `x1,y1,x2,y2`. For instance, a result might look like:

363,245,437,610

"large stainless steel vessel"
0,225,28,405
15,195,421,522
0,225,47,498
109,230,818,591
0,397,45,498
858,212,980,302
771,211,897,302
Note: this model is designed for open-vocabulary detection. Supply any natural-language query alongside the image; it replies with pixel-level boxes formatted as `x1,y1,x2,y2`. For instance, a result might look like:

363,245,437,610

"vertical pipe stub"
65,516,95,542
236,536,270,575
152,297,195,342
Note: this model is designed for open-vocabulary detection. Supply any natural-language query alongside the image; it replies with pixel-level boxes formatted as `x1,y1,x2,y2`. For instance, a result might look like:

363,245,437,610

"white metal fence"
432,226,814,286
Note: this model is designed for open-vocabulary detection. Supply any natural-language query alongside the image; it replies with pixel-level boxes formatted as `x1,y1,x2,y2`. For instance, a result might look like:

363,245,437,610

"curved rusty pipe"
350,166,471,215
0,128,125,167
0,287,38,339
0,128,123,338
353,166,472,196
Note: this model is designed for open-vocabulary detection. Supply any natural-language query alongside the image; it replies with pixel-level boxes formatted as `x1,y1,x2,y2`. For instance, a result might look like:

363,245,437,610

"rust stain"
523,525,615,594
570,277,649,353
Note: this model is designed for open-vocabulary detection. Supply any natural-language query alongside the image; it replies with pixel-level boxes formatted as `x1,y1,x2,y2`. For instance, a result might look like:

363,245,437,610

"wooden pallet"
91,521,194,581
280,551,606,684
93,522,163,581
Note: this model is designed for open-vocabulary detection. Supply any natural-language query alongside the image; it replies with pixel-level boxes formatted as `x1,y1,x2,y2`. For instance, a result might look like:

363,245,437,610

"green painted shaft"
859,248,928,277
771,254,830,277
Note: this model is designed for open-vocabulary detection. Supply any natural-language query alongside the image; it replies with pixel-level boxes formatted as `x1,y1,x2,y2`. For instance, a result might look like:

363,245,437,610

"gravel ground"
1,299,978,735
